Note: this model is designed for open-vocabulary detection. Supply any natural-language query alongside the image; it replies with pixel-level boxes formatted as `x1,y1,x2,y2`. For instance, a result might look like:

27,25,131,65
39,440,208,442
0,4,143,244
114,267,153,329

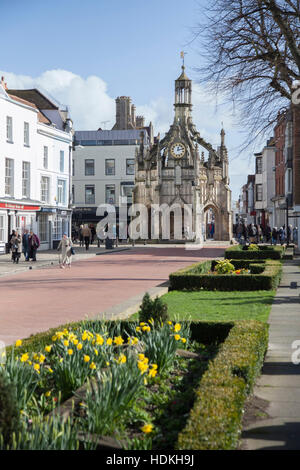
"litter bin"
105,238,114,250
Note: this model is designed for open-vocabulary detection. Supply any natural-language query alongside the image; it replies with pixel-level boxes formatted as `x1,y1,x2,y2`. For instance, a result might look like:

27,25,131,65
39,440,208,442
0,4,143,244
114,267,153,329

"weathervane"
180,51,187,67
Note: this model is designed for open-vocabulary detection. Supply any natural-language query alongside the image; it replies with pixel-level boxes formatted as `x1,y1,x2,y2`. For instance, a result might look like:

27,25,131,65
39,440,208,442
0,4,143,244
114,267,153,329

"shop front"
0,201,41,254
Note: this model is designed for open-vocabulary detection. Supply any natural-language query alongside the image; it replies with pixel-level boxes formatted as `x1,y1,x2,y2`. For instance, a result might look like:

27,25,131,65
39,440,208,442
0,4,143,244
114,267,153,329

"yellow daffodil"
140,322,146,326
73,339,79,346
68,349,74,355
138,354,145,361
15,339,22,347
106,362,110,366
89,362,96,370
174,323,181,333
118,354,127,364
138,361,149,375
39,354,46,364
45,391,51,397
174,334,181,341
135,326,141,333
141,424,153,434
48,367,53,374
96,335,104,346
113,336,124,346
94,348,99,356
63,340,69,347
167,321,172,325
82,332,88,341
142,326,151,332
77,343,83,350
148,368,157,378
45,345,52,353
20,353,29,363
106,338,113,346
33,363,40,371
181,338,187,344
52,335,57,342
84,355,90,363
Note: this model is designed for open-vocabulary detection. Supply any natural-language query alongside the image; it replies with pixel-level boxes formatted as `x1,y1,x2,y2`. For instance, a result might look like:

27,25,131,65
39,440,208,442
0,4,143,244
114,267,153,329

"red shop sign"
0,202,41,211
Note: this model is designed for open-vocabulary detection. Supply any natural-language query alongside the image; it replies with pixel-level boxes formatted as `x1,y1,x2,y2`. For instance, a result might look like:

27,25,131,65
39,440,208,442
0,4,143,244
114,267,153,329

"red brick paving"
0,247,226,345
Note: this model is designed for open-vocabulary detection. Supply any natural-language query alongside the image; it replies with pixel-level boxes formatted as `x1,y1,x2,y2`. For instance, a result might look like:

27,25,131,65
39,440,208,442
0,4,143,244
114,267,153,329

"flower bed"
225,245,284,260
169,259,282,291
0,319,267,450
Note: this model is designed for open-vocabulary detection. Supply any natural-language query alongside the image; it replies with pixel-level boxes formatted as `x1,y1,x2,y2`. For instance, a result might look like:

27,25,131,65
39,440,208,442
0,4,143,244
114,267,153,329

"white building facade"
72,130,149,227
0,79,73,253
254,139,276,228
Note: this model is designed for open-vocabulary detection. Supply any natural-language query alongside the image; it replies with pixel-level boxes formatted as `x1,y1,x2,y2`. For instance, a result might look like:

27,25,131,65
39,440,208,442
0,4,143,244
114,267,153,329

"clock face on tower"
170,142,186,159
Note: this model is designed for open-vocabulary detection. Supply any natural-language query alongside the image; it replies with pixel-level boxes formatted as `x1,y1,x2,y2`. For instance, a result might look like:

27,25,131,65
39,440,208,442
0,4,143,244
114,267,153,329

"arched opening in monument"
204,206,217,240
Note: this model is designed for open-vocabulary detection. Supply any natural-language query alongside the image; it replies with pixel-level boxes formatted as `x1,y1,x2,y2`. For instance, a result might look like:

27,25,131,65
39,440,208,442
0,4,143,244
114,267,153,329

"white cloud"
0,68,251,198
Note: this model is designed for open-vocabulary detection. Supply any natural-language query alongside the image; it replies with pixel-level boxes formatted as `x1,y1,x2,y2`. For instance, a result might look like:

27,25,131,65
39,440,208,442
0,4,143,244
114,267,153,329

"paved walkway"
242,259,300,450
0,245,227,346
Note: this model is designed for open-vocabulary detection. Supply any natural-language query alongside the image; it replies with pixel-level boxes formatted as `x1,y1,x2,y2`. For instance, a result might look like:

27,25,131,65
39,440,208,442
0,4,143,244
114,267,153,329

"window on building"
5,158,14,196
72,185,75,203
105,185,115,204
0,215,5,242
57,179,66,205
256,157,262,174
85,185,95,204
38,214,48,242
126,159,135,175
85,159,95,176
41,176,50,203
60,151,64,173
256,184,263,201
72,159,74,176
53,216,62,240
24,122,30,146
43,146,48,169
105,159,115,175
22,161,30,198
121,184,134,202
6,116,13,142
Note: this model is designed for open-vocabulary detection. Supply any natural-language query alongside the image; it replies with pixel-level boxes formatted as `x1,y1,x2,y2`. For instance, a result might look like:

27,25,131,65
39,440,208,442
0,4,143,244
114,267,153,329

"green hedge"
225,245,284,260
169,260,282,291
177,320,269,450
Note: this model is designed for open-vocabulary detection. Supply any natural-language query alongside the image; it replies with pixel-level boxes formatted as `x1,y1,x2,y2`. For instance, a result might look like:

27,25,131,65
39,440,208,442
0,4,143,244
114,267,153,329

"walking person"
272,227,278,245
79,225,84,247
28,230,40,261
22,229,30,261
57,233,73,269
265,224,271,244
82,224,92,251
10,231,22,264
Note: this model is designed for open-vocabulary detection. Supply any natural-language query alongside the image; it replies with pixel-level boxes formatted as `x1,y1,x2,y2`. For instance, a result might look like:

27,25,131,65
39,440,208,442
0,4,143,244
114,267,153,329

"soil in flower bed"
74,341,219,450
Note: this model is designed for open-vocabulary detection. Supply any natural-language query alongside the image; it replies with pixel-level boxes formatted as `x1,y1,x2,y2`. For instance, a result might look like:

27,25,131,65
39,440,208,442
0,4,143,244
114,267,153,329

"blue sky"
0,0,258,199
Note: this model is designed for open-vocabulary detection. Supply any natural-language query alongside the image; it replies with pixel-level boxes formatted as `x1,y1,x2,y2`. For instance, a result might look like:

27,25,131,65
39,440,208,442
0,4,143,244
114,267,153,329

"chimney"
1,76,7,90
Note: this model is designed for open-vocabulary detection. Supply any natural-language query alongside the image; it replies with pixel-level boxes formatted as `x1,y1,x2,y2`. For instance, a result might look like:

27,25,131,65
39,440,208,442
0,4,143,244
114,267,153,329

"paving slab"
242,259,300,450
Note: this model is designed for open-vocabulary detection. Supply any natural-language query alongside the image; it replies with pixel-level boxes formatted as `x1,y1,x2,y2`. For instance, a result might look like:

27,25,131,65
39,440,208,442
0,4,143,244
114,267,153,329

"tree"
193,0,300,144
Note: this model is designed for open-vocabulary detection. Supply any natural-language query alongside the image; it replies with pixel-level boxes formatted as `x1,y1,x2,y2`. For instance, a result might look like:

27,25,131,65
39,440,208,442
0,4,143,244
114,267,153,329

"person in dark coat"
10,231,22,264
22,229,30,261
28,230,40,261
265,224,271,243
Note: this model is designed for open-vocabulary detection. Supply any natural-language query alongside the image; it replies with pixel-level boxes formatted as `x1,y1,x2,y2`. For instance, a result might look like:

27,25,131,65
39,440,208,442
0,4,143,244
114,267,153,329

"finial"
180,51,187,68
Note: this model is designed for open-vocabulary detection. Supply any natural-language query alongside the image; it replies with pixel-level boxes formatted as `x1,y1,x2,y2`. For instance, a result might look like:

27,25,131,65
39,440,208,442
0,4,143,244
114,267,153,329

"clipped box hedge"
177,320,269,450
169,260,282,291
225,245,284,260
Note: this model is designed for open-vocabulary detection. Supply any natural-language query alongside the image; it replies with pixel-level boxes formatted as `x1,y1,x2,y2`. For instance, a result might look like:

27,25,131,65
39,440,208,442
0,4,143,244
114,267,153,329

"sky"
0,0,262,200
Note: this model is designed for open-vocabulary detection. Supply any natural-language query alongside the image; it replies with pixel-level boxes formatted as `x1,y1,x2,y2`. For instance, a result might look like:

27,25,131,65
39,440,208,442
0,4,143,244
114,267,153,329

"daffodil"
135,326,141,333
118,354,127,364
63,340,69,347
89,362,96,369
68,349,74,355
77,343,83,350
174,323,181,333
96,335,104,346
45,391,51,397
20,353,29,363
106,338,113,346
39,354,46,364
94,348,99,356
114,336,124,346
84,355,90,363
33,363,40,371
15,339,22,347
141,424,153,434
174,334,181,341
148,368,157,378
181,338,187,344
45,345,52,353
